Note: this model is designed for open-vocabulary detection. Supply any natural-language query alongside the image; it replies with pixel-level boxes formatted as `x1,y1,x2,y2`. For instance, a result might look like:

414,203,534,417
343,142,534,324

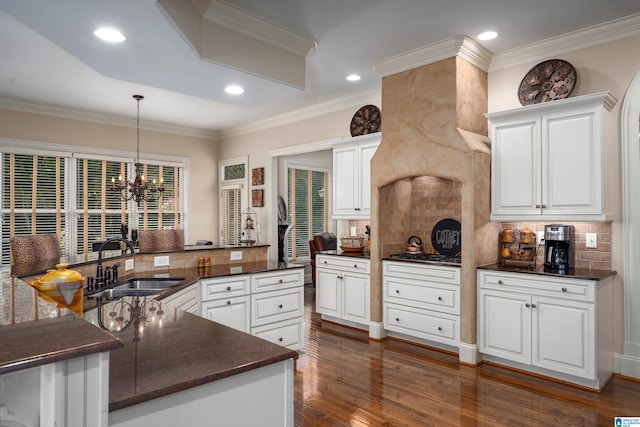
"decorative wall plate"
518,59,577,106
350,104,381,136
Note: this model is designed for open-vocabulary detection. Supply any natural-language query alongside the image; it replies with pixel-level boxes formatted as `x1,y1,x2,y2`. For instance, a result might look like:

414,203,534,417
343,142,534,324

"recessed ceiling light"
225,85,244,95
477,31,498,41
93,27,126,42
346,74,361,82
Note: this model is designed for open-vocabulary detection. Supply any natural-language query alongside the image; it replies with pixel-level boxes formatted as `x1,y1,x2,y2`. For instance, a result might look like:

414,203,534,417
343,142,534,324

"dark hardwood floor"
295,284,640,426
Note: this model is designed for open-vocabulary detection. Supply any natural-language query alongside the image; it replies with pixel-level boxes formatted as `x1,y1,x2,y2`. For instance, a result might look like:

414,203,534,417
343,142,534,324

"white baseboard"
614,352,640,379
458,342,480,365
368,321,386,340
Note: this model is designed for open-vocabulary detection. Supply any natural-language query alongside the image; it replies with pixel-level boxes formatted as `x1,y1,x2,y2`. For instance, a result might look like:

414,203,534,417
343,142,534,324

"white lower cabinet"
196,268,305,350
200,275,252,333
161,282,199,314
315,254,370,329
477,269,613,389
383,260,460,350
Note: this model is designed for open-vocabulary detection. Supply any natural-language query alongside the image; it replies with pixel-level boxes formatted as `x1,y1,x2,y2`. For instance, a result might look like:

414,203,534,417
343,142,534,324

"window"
1,141,187,269
219,157,247,246
287,164,330,260
1,151,70,265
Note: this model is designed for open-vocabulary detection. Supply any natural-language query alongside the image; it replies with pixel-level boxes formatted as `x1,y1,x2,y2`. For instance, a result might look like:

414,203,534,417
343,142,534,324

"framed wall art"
252,167,264,186
252,189,264,207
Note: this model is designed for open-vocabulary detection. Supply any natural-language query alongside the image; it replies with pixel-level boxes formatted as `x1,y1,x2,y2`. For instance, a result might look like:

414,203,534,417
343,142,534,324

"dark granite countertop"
0,314,123,375
317,250,370,259
1,261,302,410
83,296,297,411
477,263,616,281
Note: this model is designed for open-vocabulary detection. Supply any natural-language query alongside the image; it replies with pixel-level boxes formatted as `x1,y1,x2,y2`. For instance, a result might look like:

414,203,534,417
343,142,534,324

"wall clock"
350,104,381,136
518,59,576,106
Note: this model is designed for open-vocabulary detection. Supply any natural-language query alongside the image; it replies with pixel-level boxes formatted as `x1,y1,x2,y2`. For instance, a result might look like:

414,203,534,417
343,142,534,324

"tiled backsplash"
501,221,611,270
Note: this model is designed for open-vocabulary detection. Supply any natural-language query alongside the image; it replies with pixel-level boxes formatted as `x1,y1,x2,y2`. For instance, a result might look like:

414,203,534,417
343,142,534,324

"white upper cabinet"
486,92,617,221
332,133,381,219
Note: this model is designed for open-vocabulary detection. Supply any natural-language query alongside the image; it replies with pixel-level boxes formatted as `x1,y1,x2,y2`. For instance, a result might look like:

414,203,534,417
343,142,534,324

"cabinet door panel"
543,110,601,215
333,147,359,216
201,296,250,333
358,143,378,217
491,119,541,216
533,297,595,379
478,290,531,364
316,269,340,317
342,272,369,323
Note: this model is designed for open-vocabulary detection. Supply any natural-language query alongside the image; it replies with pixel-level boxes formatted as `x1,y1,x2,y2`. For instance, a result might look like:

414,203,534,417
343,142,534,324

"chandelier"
111,94,164,206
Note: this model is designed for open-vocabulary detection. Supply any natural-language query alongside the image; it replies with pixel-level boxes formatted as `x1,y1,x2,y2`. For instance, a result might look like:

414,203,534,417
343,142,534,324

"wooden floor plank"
295,284,640,426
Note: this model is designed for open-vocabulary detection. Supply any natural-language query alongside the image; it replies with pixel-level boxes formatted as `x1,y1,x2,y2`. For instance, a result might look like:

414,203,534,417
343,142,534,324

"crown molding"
489,13,640,72
0,97,220,140
204,1,317,56
220,88,381,139
374,35,493,77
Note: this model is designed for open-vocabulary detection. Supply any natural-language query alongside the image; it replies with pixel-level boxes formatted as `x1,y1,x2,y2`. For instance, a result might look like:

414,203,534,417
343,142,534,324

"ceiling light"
93,27,126,42
346,74,361,82
225,85,244,95
111,95,165,207
477,31,498,41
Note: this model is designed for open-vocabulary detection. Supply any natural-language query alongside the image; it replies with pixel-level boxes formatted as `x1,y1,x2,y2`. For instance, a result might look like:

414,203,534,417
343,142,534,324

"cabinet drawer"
251,269,304,293
252,318,304,350
200,275,250,301
316,255,370,274
383,276,459,315
384,303,459,347
251,287,304,327
384,261,460,285
478,270,595,302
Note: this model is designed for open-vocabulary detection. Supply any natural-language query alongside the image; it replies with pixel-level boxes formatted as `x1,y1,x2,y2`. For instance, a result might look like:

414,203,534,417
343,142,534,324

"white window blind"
1,152,69,265
75,157,128,260
221,185,242,246
219,157,247,247
287,167,328,260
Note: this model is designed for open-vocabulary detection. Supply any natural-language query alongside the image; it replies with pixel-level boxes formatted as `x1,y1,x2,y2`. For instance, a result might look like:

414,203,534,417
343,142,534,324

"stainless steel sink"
91,277,184,298
114,278,184,291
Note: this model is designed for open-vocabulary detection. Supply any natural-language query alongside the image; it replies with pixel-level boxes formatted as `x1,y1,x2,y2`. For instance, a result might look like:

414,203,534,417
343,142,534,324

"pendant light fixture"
112,95,164,206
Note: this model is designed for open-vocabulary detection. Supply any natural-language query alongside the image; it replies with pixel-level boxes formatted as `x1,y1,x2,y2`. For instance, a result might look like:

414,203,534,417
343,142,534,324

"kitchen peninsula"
0,245,301,427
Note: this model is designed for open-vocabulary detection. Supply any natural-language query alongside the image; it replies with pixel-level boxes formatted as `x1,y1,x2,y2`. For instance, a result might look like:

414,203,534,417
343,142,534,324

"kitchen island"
0,260,302,426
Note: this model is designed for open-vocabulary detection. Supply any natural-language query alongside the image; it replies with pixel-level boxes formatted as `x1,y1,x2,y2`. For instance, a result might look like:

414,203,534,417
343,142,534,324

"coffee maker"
543,224,572,272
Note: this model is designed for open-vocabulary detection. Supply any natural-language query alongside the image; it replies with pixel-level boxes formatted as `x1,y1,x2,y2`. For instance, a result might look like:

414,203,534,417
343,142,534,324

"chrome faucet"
95,237,136,289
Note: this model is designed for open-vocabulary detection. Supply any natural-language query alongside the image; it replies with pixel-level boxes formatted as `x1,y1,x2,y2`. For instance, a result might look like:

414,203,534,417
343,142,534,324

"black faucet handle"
112,263,120,281
104,267,112,284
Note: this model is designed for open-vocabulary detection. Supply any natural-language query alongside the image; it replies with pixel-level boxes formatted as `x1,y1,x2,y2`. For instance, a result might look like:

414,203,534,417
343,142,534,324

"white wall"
218,102,378,254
